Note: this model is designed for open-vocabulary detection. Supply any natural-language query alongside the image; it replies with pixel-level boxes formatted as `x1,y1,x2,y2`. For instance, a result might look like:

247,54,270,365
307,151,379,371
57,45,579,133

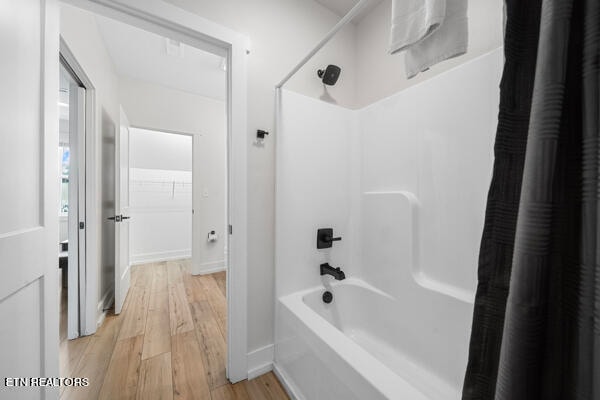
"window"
59,145,70,216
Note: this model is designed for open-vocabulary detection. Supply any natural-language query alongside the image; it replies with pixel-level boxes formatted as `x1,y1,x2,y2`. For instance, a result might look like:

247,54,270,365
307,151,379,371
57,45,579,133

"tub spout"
320,263,346,280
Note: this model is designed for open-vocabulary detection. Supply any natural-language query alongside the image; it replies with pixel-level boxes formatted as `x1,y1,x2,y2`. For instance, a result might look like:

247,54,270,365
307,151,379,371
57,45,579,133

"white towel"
389,0,446,54
389,0,469,79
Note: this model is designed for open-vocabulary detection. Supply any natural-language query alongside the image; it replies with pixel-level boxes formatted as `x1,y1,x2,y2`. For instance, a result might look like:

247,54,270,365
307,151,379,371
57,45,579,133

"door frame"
127,126,202,271
59,0,250,382
59,38,97,337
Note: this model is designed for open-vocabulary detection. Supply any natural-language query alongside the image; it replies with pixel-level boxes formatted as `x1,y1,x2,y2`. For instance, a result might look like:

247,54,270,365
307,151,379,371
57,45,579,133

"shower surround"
274,48,503,399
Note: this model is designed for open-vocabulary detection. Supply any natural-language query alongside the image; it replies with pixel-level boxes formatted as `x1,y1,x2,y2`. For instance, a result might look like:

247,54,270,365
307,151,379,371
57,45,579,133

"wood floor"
59,260,289,400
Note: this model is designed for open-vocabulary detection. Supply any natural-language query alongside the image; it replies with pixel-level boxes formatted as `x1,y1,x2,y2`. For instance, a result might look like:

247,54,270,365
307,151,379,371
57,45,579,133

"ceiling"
95,15,226,101
314,0,384,22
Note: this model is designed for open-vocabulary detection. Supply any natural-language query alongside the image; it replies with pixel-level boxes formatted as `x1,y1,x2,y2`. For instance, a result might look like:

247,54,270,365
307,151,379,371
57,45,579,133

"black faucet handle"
317,228,342,249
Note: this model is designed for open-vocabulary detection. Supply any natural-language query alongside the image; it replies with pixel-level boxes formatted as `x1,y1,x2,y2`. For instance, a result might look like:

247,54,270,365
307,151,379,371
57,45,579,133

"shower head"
317,65,341,86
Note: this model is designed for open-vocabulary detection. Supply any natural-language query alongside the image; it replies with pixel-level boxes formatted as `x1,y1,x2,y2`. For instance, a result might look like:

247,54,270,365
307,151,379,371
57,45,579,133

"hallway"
59,260,288,400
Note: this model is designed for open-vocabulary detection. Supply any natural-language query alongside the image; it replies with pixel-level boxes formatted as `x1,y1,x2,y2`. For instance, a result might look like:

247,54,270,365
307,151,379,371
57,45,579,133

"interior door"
0,0,60,398
114,106,131,314
67,84,86,339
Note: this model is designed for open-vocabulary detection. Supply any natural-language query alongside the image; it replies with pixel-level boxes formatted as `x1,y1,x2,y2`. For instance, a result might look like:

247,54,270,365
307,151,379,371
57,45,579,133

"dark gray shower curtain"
463,0,600,399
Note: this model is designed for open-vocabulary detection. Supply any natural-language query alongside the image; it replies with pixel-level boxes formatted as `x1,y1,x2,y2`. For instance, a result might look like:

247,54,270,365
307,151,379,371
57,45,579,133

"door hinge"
229,225,233,235
79,221,85,230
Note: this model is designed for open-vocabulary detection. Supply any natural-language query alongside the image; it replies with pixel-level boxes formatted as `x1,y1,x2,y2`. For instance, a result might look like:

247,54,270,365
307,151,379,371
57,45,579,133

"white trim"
273,363,302,400
247,344,274,380
59,37,98,337
130,250,192,265
194,260,226,276
120,263,132,281
59,0,250,382
96,288,114,327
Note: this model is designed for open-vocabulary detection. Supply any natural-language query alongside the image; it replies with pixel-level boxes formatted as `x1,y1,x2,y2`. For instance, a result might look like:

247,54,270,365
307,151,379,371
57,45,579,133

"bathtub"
274,278,468,400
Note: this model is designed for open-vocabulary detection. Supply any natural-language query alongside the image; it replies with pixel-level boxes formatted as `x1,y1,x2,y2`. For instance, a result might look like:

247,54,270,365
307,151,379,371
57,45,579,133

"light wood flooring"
59,260,289,400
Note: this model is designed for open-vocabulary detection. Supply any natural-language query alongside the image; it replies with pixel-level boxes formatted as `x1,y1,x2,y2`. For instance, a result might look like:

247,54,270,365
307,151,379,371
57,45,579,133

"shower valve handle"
317,228,342,249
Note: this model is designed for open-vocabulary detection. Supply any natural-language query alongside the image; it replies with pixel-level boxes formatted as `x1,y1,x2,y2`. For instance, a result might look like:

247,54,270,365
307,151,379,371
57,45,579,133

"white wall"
165,0,359,357
119,77,227,274
129,129,193,265
60,4,121,322
130,128,192,171
354,0,504,108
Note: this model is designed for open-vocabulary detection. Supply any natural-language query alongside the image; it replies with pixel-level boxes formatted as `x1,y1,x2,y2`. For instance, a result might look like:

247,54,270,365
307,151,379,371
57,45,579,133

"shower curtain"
463,0,600,399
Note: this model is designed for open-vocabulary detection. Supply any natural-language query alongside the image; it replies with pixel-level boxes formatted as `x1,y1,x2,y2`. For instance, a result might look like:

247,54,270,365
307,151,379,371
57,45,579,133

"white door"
0,0,60,399
114,106,131,314
67,84,86,339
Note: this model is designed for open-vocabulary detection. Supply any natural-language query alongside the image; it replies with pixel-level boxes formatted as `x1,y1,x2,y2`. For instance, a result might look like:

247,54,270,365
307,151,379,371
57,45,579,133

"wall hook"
257,129,269,139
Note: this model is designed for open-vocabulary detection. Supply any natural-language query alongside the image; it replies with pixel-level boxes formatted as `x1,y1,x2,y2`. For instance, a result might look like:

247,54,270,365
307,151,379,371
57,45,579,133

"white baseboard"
247,344,274,380
194,259,226,276
273,362,302,400
130,249,191,265
97,289,114,328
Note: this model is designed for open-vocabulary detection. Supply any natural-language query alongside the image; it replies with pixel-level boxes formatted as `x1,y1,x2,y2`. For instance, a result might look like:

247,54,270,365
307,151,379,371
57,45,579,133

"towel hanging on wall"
389,0,468,79
389,0,446,53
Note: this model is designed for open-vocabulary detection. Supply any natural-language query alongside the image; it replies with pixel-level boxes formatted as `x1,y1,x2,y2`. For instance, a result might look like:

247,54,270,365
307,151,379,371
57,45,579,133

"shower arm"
275,0,372,89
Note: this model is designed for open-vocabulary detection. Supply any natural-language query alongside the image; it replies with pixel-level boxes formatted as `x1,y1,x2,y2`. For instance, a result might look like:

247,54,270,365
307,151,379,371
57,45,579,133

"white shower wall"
359,48,503,299
275,48,504,396
277,47,502,300
275,92,361,297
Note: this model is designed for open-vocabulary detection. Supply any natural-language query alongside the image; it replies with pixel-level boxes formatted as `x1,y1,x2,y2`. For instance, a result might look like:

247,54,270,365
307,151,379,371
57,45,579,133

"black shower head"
317,65,341,86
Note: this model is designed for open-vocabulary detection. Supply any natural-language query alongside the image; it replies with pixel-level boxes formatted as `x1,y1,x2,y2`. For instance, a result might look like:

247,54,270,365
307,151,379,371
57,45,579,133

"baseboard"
273,362,302,400
194,260,226,276
130,249,191,265
96,289,114,328
247,344,274,380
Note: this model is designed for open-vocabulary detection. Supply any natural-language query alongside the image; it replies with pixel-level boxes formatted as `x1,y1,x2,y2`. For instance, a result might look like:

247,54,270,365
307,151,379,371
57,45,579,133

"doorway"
58,58,86,342
55,0,247,394
55,0,250,383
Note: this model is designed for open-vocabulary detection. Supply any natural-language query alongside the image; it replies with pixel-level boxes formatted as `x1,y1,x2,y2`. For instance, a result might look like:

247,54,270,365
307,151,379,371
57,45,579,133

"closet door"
0,0,60,398
114,106,131,315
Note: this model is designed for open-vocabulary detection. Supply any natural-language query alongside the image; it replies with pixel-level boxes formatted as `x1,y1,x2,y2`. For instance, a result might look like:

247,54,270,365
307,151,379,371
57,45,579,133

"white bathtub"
274,278,468,400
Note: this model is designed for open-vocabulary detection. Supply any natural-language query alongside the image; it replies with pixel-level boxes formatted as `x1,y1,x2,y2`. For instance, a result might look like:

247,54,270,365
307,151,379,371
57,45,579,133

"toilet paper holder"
207,230,218,242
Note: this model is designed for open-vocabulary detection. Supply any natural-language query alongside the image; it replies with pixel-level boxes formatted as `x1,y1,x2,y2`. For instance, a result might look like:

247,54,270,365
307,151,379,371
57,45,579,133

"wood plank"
60,335,91,376
168,282,194,336
118,284,150,340
189,300,215,326
59,336,91,396
136,353,173,400
193,312,228,389
210,382,250,400
142,268,171,360
171,331,211,400
142,308,171,360
150,263,168,298
133,264,154,288
212,271,227,298
166,261,184,285
98,335,144,400
198,275,227,338
61,315,122,400
245,373,289,400
178,259,192,273
182,273,208,304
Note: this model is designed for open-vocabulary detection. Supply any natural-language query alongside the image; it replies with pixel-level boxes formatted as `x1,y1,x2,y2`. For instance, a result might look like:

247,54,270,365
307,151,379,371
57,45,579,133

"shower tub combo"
274,43,502,398
275,275,474,400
